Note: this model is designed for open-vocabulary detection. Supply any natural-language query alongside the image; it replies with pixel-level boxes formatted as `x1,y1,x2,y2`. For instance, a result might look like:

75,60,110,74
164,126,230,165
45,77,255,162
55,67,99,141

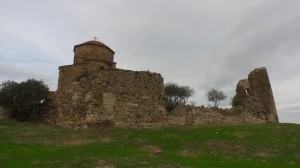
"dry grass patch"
234,131,250,138
203,141,246,154
156,164,193,168
100,136,112,143
144,145,162,155
179,149,200,158
94,160,115,168
61,139,96,146
179,141,255,159
256,151,270,158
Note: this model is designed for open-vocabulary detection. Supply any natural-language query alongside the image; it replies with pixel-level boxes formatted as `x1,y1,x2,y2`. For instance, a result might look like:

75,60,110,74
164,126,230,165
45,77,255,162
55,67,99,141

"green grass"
0,119,299,168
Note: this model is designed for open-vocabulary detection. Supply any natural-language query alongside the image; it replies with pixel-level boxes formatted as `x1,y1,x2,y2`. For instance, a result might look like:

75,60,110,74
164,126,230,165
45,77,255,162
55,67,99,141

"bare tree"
206,88,226,107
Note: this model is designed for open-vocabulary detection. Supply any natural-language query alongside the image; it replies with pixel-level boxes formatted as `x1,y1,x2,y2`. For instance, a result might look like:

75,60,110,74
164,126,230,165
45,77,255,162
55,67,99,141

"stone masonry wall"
44,68,167,128
168,104,266,126
74,45,114,64
233,67,278,122
37,67,278,128
1,66,277,128
248,67,278,122
167,67,276,126
58,64,109,92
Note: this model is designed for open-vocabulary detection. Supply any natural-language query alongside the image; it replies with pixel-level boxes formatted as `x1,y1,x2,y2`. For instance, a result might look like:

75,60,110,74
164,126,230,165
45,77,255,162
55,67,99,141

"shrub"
164,82,194,112
231,97,244,107
0,79,49,121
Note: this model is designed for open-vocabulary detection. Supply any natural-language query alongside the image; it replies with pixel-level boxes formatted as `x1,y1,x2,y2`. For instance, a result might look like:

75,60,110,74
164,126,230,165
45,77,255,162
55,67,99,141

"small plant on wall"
75,70,90,82
231,97,244,107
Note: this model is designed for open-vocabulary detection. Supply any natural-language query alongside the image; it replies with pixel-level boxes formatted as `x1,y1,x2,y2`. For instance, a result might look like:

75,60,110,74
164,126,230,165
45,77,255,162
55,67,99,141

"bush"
0,79,49,121
231,97,244,107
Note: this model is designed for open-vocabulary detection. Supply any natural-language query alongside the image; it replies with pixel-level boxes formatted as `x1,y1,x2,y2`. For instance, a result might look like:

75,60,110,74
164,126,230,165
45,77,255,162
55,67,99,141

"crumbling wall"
57,64,109,92
235,79,250,99
44,68,167,128
248,67,278,122
39,67,277,128
233,67,278,122
168,67,277,126
167,105,266,125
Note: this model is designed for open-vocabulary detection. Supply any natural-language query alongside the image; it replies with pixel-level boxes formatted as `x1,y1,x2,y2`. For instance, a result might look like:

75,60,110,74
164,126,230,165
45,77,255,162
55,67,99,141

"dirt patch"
179,141,245,160
203,141,246,154
94,160,114,168
12,135,98,146
234,131,250,138
255,147,279,158
256,151,269,158
100,137,111,143
156,164,193,168
62,139,96,146
179,149,199,158
144,145,162,155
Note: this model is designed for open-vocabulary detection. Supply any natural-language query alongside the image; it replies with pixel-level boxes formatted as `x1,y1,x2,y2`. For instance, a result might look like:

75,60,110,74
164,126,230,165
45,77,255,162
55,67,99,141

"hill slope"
0,119,299,168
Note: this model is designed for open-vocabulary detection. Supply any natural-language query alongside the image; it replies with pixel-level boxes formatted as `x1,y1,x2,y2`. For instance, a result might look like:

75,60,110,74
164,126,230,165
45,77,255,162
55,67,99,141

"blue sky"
0,0,300,124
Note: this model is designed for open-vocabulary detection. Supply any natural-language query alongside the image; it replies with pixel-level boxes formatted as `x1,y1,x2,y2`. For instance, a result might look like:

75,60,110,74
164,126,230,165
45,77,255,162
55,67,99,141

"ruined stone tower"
57,40,116,92
233,67,278,122
248,67,278,122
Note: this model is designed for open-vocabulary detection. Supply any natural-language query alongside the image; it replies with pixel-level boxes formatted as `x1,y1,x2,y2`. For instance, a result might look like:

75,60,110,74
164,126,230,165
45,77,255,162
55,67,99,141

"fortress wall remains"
46,68,168,128
0,66,277,128
57,64,110,92
248,68,278,122
167,105,266,126
38,67,276,129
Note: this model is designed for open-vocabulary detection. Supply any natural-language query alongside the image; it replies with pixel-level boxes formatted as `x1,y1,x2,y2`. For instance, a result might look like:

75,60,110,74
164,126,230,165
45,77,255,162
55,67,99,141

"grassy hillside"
0,119,299,168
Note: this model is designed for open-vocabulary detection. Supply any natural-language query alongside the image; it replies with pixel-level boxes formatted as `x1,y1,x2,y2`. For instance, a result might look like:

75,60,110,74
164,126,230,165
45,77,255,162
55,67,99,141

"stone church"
45,39,167,128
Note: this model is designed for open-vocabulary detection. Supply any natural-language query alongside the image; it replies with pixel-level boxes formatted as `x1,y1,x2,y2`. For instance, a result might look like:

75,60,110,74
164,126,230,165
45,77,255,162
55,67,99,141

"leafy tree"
0,79,49,121
206,88,226,107
164,82,194,112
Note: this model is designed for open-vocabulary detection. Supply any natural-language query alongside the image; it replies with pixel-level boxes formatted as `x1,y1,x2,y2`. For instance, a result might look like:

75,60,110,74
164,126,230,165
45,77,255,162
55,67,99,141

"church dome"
73,39,116,68
73,40,115,54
